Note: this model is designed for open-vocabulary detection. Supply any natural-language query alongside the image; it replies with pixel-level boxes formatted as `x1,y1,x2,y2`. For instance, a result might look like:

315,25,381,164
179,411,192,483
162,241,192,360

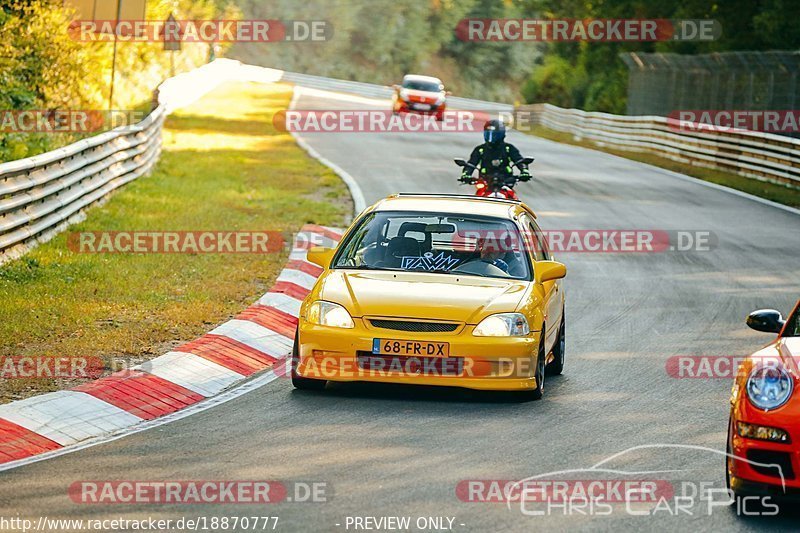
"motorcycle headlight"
473,313,529,337
746,364,794,411
399,89,410,101
307,301,354,329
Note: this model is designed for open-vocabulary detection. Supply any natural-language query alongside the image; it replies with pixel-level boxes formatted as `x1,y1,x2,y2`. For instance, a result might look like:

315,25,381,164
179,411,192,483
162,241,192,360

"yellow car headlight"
307,301,354,329
473,313,530,337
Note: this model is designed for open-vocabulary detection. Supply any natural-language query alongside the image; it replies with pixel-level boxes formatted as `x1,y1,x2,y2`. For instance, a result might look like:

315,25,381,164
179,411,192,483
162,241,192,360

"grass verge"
525,125,800,208
0,81,351,402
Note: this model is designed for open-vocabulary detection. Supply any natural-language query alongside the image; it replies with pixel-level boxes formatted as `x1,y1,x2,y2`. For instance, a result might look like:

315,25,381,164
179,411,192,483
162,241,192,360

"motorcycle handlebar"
458,171,530,183
455,159,532,178
456,158,533,185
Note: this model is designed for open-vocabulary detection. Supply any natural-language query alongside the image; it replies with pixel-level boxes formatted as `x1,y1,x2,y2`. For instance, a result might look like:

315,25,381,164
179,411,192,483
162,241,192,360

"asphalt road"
0,85,798,532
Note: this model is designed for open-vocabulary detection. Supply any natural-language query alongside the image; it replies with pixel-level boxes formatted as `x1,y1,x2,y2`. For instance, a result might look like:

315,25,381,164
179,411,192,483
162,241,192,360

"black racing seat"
398,222,432,252
386,236,422,267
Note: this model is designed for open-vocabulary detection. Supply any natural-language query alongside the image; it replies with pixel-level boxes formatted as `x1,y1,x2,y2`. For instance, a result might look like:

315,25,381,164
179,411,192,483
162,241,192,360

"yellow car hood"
316,270,529,324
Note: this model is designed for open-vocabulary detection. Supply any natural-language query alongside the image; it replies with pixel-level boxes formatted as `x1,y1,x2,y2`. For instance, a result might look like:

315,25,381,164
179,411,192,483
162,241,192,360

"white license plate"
413,103,431,111
372,338,450,357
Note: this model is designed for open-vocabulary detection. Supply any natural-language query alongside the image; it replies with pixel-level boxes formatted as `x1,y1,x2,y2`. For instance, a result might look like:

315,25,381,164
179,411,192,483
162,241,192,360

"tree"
0,0,240,161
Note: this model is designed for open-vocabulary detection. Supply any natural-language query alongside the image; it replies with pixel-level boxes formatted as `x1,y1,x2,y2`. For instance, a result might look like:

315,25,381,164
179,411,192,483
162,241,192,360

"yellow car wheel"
525,336,546,401
546,314,565,377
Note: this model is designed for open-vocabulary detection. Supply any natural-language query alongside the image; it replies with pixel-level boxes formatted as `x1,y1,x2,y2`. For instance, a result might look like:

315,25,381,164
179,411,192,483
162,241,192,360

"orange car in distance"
392,75,449,121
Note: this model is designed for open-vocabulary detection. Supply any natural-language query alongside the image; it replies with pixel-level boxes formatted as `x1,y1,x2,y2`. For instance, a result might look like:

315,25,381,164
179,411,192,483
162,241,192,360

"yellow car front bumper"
296,319,542,391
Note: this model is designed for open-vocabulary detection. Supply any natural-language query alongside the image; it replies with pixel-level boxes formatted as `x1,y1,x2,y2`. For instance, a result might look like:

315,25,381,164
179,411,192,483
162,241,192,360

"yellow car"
291,194,567,399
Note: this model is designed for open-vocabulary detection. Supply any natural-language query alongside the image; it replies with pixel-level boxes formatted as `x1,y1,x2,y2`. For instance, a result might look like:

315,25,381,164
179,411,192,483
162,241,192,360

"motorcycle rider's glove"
519,170,532,182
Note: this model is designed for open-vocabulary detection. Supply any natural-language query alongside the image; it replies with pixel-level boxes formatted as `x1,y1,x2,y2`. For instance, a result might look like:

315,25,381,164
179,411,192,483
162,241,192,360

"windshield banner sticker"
401,252,460,271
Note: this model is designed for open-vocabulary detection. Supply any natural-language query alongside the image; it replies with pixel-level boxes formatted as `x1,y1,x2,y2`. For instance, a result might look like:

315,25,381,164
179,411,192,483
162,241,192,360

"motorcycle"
454,157,534,200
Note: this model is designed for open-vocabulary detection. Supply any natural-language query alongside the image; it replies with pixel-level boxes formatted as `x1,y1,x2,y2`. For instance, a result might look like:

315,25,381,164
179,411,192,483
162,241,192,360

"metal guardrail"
517,103,800,189
0,59,274,266
0,107,166,264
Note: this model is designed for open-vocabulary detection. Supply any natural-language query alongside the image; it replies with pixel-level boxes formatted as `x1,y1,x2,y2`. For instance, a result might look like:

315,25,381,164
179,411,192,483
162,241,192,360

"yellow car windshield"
333,211,532,280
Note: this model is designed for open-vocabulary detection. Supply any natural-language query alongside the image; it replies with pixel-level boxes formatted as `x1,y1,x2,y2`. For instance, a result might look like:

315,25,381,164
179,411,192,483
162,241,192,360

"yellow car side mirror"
535,260,567,284
306,247,335,268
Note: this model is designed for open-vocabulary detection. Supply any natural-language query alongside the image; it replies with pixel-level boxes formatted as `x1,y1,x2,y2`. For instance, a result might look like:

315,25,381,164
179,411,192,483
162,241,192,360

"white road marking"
289,250,314,261
210,320,293,358
0,364,285,472
258,292,303,317
0,391,143,446
138,352,245,397
277,268,318,290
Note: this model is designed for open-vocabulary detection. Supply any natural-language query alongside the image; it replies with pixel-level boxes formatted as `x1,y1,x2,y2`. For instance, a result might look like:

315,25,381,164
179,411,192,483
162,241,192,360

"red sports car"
727,299,800,502
392,74,448,121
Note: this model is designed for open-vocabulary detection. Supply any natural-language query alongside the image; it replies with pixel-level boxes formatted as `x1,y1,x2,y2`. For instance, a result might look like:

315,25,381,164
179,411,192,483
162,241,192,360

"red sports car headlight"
746,364,794,411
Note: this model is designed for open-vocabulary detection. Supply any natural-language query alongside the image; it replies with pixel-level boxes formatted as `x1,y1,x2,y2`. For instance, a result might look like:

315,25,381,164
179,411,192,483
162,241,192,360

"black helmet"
483,119,506,143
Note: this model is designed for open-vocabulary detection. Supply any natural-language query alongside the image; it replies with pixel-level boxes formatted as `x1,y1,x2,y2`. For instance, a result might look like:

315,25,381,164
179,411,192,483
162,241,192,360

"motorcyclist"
460,119,531,185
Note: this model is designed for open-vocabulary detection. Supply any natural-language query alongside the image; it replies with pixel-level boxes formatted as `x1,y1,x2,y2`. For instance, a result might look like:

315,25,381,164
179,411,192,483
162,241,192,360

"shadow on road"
290,376,567,405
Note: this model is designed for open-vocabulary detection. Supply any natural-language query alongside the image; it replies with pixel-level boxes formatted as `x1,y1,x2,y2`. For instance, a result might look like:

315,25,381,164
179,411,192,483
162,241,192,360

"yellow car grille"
368,319,460,333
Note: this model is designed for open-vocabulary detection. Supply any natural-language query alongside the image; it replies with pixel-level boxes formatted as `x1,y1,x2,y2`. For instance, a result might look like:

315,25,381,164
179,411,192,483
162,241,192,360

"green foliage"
751,0,800,49
0,1,101,160
0,0,240,162
230,0,797,112
3,0,796,160
521,0,800,112
229,0,538,103
521,55,585,108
